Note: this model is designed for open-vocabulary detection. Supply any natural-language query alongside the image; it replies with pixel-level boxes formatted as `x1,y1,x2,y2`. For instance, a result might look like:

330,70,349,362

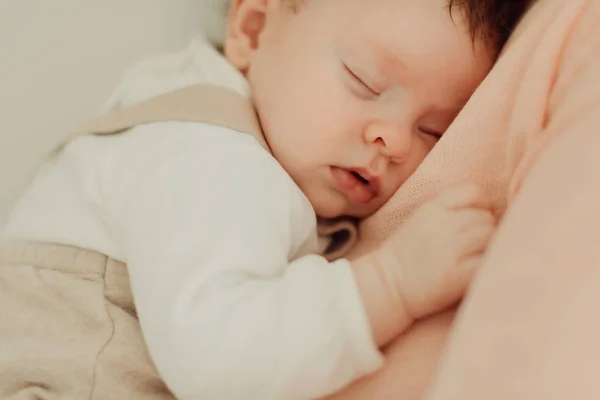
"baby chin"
308,188,380,219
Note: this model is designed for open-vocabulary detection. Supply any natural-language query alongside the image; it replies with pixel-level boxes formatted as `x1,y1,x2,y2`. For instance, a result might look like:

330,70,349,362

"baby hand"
375,183,496,322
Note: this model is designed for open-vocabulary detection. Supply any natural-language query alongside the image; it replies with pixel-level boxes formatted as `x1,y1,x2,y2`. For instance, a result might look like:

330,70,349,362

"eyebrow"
362,37,408,75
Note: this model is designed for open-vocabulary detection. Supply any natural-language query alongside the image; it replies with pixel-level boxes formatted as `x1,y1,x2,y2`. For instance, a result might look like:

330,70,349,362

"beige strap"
77,84,270,152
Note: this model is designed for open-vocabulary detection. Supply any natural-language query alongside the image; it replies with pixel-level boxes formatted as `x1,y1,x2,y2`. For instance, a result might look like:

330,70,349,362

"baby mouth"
330,167,380,204
351,170,370,185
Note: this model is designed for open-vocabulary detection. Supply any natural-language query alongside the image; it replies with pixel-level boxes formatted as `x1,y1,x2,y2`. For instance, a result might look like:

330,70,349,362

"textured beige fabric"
0,241,175,400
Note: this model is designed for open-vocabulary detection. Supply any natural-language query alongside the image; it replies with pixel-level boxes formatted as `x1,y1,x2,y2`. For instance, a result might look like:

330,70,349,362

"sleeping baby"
0,0,527,399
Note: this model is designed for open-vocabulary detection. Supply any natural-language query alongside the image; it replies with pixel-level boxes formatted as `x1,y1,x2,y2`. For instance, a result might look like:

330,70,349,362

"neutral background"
0,0,223,225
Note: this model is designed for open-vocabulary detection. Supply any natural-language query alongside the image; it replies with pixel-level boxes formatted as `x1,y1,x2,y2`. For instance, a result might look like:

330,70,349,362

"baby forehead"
318,0,470,49
357,0,466,33
337,2,493,96
346,4,479,60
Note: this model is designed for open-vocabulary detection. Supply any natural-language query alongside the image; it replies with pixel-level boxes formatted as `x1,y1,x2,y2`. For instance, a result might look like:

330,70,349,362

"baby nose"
364,121,412,162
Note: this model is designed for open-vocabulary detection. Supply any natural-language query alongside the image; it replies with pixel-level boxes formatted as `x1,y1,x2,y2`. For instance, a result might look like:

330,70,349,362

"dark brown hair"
448,0,535,51
285,0,534,53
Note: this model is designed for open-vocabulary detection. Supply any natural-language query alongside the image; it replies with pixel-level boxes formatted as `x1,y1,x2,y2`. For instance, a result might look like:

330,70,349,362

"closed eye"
343,63,380,97
420,128,444,140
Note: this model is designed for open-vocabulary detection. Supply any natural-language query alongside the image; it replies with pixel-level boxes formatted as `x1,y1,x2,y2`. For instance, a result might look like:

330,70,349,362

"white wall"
0,0,219,225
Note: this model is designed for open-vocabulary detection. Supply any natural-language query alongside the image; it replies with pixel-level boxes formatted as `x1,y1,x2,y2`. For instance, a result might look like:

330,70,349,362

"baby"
0,0,528,399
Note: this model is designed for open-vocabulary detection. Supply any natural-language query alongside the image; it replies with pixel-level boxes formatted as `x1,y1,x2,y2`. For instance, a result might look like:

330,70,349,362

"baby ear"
224,0,273,72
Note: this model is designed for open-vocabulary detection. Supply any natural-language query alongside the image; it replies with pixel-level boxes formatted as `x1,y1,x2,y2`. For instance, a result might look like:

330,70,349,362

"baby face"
227,0,494,218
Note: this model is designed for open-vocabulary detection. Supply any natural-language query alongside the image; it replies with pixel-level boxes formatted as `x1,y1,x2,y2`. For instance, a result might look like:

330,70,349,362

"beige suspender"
70,84,270,151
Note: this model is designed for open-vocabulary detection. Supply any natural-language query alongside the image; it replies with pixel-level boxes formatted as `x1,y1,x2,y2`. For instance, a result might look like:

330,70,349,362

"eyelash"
343,64,380,97
420,128,444,139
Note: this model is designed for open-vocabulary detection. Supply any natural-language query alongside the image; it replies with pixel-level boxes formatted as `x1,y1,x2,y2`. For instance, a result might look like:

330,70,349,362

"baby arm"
318,185,496,400
350,184,496,347
99,123,382,400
